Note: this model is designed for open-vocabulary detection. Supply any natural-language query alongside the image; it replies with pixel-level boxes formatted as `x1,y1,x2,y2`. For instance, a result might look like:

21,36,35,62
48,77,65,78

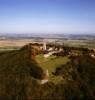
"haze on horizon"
0,0,95,34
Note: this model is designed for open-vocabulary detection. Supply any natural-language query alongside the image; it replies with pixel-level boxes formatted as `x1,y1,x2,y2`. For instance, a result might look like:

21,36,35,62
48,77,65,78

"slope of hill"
0,44,44,99
53,55,95,99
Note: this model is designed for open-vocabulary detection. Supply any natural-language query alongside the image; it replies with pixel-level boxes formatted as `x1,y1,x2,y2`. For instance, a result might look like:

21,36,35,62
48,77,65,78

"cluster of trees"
52,55,95,99
0,44,45,99
63,46,90,55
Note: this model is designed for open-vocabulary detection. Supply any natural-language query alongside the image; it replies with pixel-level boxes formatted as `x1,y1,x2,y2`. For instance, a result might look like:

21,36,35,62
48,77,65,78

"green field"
36,54,70,83
0,46,20,51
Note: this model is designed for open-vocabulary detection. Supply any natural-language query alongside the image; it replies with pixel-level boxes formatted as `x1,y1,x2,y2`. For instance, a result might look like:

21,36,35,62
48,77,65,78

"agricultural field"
63,39,95,48
36,54,70,83
0,46,20,51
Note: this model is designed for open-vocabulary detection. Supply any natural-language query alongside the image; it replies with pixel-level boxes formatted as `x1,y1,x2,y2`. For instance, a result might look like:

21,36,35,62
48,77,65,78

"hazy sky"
0,0,95,34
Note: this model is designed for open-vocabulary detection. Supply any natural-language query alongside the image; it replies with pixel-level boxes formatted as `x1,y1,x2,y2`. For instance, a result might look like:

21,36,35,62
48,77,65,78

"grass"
36,54,70,83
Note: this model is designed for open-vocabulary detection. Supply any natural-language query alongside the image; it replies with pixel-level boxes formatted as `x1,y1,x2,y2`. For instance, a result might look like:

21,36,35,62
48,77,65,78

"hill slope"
0,44,44,99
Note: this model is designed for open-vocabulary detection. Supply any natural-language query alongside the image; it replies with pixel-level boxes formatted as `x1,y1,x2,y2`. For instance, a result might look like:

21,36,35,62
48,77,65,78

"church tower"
43,42,46,51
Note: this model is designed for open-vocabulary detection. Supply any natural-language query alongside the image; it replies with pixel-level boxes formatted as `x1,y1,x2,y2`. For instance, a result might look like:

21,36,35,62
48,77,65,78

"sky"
0,0,95,34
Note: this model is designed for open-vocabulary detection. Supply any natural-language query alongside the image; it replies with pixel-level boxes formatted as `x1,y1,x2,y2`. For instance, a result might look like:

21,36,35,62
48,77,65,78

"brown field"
0,39,34,47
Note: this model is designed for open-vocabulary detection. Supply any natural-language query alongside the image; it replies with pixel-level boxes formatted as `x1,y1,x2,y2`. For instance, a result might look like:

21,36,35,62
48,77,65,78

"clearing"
36,54,70,83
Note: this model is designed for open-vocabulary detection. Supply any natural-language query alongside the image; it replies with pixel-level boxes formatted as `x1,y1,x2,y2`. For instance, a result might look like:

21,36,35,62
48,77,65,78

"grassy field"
36,54,70,83
0,46,20,51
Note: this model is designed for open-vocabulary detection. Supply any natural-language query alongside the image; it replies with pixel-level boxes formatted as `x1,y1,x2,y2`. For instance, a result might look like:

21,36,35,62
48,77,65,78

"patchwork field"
0,38,95,51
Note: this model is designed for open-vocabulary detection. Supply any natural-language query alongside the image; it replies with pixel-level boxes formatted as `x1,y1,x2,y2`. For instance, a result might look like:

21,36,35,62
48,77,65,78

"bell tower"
43,41,46,51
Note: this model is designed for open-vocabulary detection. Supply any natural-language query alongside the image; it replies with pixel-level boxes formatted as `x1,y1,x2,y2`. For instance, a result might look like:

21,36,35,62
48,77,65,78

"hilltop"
0,43,95,99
